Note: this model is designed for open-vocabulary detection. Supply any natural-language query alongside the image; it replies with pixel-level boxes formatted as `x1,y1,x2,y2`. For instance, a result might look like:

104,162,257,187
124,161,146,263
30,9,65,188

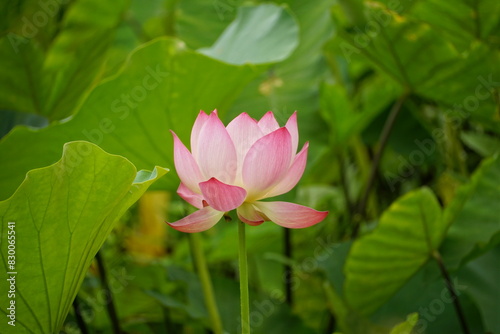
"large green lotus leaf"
41,0,129,120
344,188,446,315
369,261,486,334
103,0,234,77
176,0,239,49
333,6,453,89
0,110,48,139
228,0,335,143
440,155,500,269
415,44,500,131
0,0,128,120
0,38,45,116
409,0,500,51
0,37,262,200
0,141,167,334
199,3,299,65
333,3,500,130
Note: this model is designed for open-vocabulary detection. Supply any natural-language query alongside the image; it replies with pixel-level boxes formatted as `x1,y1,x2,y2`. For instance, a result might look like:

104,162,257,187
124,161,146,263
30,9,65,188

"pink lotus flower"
167,110,328,232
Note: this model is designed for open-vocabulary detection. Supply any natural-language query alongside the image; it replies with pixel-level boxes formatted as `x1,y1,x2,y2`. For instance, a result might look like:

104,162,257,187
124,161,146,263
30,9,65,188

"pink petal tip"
167,206,224,233
254,201,328,228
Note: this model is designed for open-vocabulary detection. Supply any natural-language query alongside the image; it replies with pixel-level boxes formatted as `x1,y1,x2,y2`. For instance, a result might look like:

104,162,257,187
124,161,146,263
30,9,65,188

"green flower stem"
238,220,251,334
284,228,293,306
188,233,223,334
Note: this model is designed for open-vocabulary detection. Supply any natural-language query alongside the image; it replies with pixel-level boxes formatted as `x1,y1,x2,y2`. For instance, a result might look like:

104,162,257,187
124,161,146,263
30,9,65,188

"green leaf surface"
389,313,418,334
334,5,453,90
0,38,45,116
344,188,445,315
0,109,48,139
1,0,59,42
228,0,335,145
176,0,239,49
0,0,22,34
333,3,500,129
320,82,353,145
458,245,500,333
410,0,500,51
324,280,391,334
441,155,500,269
0,141,167,334
0,37,263,200
199,4,299,65
320,77,400,146
369,259,485,334
461,131,500,157
0,0,128,120
324,280,419,334
42,0,129,120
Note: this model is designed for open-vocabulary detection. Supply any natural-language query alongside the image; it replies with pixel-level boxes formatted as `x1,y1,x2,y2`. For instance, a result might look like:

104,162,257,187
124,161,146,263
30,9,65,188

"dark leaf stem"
165,0,179,36
95,251,122,334
432,251,471,334
72,296,89,334
353,92,409,237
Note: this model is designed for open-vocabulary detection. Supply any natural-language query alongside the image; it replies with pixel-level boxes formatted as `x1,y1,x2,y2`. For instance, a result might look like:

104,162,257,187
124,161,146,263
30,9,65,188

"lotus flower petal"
167,206,224,233
171,130,204,193
253,201,327,228
243,127,292,200
195,111,237,183
177,183,204,209
226,113,265,177
169,110,328,233
191,110,210,157
199,177,247,212
258,111,280,135
285,111,299,155
265,142,309,198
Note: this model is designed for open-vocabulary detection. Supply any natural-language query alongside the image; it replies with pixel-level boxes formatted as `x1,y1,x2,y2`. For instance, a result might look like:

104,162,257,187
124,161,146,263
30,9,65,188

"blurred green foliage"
0,0,499,333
